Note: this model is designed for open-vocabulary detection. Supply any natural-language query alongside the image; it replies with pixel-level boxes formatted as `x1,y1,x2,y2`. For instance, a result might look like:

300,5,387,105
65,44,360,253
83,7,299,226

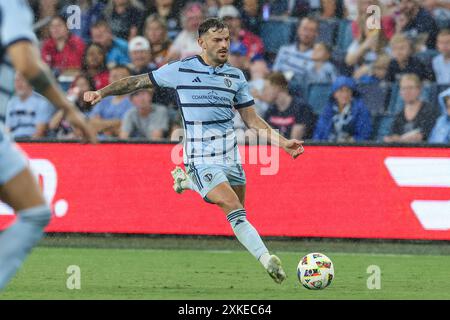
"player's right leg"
206,182,286,284
0,137,51,290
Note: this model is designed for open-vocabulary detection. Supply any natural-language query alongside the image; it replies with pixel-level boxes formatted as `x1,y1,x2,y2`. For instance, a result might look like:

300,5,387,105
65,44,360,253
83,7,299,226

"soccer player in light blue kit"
85,18,304,284
0,0,96,290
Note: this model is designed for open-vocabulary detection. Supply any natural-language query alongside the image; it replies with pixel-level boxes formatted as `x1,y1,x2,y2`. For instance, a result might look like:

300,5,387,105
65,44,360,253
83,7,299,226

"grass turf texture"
1,236,449,299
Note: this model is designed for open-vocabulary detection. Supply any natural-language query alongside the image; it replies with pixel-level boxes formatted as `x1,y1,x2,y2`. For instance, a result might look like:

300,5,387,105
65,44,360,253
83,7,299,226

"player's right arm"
85,61,181,105
84,74,154,106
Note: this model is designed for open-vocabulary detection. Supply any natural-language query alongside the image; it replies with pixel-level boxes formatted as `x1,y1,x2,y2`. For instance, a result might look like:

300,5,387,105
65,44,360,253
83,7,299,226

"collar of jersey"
196,55,226,73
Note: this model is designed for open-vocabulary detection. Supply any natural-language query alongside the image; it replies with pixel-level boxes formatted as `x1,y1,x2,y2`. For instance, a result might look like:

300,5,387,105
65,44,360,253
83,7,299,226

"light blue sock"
227,209,269,261
0,204,51,290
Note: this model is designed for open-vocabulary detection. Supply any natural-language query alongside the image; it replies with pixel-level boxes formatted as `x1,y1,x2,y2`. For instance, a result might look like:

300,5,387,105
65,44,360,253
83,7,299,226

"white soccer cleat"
171,166,189,194
266,255,287,284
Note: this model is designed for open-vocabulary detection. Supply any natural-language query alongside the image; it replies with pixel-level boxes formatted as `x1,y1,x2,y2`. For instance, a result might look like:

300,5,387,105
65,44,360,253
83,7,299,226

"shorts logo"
203,173,213,182
224,78,232,88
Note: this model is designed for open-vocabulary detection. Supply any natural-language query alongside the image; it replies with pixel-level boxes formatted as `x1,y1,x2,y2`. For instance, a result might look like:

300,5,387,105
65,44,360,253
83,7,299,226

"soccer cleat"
171,166,189,194
266,255,287,284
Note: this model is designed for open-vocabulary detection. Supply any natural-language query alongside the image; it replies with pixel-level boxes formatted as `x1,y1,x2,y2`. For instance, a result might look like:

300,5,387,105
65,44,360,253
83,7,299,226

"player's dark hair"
198,18,228,37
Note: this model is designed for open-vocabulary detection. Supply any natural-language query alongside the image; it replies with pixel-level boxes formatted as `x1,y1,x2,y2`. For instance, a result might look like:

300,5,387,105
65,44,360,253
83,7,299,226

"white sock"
259,252,272,269
227,209,269,265
180,178,193,190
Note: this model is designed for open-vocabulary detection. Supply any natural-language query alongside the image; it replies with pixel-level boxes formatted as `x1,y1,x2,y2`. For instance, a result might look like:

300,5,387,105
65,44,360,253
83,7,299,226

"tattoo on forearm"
99,74,152,97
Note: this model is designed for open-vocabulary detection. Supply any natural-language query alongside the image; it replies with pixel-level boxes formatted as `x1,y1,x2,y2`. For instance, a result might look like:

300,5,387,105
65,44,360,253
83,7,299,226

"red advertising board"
0,143,449,240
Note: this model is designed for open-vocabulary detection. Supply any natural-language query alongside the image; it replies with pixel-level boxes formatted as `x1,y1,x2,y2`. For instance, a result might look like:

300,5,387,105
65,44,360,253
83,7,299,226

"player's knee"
18,204,52,228
216,196,242,211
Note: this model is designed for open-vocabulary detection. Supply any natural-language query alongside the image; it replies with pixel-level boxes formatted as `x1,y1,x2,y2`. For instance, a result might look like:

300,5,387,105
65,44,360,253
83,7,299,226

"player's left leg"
208,181,286,284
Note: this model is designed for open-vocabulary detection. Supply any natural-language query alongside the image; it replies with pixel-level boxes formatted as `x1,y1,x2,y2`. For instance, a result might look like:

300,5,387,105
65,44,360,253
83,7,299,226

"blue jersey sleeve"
234,77,254,110
149,61,182,89
0,0,37,49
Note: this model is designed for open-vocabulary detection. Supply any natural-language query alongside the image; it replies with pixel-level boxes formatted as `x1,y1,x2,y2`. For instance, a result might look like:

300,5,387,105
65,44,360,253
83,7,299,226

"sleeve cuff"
234,100,255,110
148,72,160,89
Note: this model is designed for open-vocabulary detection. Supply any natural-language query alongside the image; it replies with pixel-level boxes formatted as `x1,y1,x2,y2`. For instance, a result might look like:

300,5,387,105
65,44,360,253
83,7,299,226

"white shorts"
0,124,28,185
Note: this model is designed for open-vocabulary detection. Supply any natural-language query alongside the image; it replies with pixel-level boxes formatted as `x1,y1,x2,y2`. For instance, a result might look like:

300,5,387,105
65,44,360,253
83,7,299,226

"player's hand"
84,91,102,106
65,108,98,144
283,139,304,159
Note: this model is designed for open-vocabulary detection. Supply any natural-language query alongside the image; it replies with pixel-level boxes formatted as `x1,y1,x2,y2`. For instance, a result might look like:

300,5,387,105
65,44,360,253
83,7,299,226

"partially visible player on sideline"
84,18,304,284
0,0,97,290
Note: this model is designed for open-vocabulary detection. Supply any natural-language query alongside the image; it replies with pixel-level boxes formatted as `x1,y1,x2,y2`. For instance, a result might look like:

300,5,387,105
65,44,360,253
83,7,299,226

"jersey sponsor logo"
384,157,450,231
0,159,68,218
192,90,233,105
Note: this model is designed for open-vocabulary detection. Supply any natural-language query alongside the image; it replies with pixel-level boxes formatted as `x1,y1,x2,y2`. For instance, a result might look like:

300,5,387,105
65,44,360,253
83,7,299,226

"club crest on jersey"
224,78,232,88
203,173,213,182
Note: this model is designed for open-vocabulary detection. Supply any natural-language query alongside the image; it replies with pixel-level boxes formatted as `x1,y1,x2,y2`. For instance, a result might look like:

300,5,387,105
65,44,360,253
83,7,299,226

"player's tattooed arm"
84,74,153,105
99,74,153,98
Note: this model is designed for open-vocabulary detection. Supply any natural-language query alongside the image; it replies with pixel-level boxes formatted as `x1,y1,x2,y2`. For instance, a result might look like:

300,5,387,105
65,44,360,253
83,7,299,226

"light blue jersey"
149,55,254,166
0,0,38,184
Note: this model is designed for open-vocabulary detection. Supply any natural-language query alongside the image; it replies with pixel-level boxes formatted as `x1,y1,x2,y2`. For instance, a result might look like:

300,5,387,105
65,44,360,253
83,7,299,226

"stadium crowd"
2,0,450,144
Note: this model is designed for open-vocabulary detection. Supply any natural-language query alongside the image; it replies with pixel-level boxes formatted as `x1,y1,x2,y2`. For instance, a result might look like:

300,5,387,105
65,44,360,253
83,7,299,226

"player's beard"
213,50,228,65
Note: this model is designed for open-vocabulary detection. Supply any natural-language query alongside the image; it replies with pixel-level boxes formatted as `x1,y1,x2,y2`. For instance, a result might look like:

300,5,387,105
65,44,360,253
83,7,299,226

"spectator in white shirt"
432,29,450,84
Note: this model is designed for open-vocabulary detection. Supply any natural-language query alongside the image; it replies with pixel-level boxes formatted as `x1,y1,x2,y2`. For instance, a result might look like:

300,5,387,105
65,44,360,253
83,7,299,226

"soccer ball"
297,253,334,290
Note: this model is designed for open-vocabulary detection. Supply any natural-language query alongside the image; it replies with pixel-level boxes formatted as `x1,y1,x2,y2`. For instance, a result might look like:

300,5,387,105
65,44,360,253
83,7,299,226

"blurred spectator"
355,54,391,84
346,1,392,76
428,87,450,143
48,74,96,139
313,76,372,142
89,65,134,139
306,42,338,83
5,73,55,139
423,0,450,20
146,0,182,40
41,16,86,75
82,43,110,90
289,0,312,18
218,0,236,7
396,0,439,49
144,14,172,67
103,0,145,40
205,0,219,17
432,29,450,84
228,42,250,79
166,2,203,61
273,16,319,79
386,34,435,82
241,0,262,35
384,74,440,143
90,20,130,68
129,36,156,74
120,89,169,140
218,5,265,60
263,72,316,140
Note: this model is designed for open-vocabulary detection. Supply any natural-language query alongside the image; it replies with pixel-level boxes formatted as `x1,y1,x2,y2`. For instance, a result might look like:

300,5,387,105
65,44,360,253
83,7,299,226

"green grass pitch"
1,236,449,299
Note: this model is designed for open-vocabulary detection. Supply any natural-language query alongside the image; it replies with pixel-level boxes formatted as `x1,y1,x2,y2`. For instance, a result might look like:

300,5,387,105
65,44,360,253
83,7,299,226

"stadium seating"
306,83,333,114
373,114,395,141
260,19,297,54
356,82,390,116
335,19,353,52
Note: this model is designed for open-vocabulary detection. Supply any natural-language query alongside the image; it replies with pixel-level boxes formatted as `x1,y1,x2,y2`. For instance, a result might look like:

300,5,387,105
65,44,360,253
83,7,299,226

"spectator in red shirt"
82,44,110,90
218,5,264,60
41,16,86,75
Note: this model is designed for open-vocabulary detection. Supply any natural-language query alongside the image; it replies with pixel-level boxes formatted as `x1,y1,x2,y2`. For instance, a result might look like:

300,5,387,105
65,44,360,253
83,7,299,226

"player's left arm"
238,106,304,159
